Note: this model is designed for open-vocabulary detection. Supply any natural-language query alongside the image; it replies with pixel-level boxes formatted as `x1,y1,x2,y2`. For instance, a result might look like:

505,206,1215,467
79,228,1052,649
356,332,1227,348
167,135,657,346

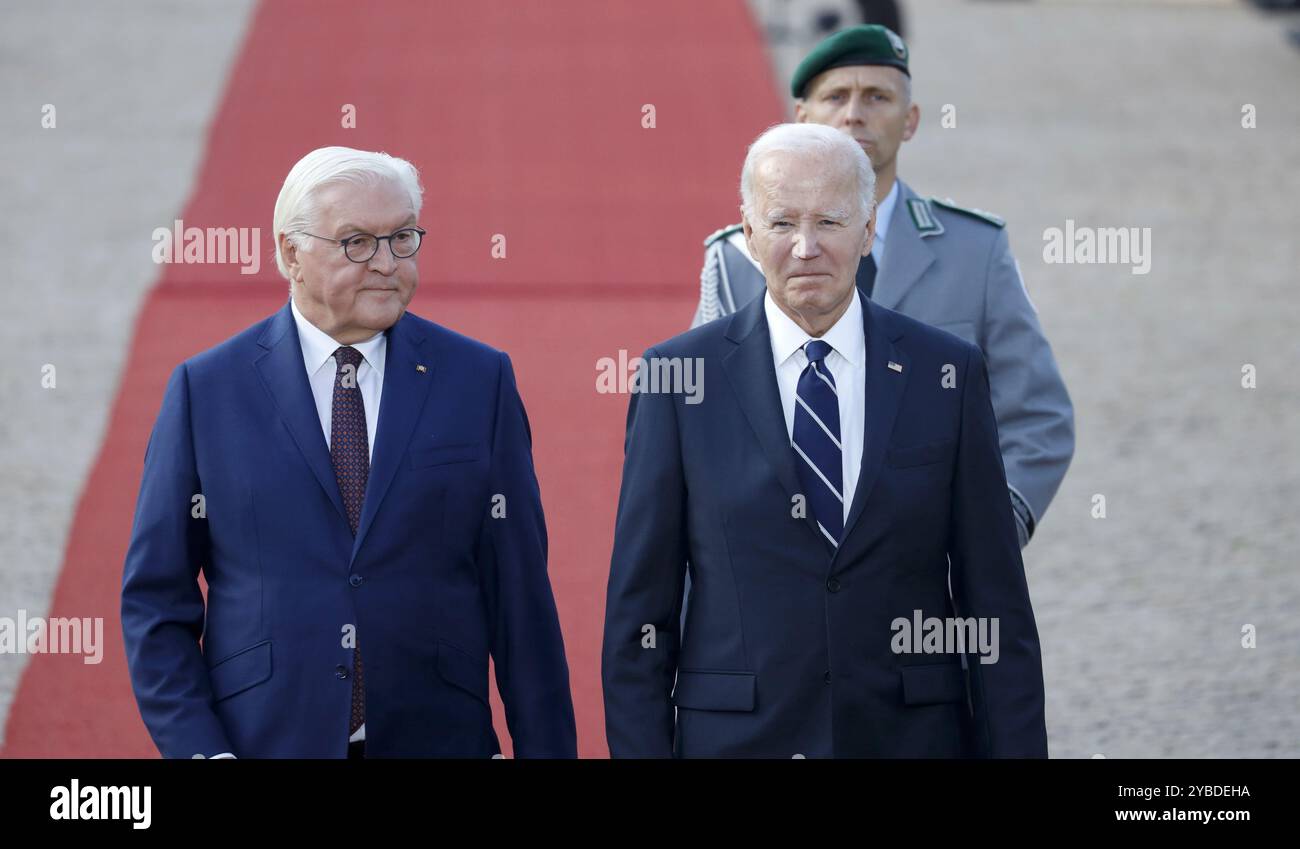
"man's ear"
278,231,304,283
902,101,920,142
741,213,758,259
793,99,808,123
863,206,878,257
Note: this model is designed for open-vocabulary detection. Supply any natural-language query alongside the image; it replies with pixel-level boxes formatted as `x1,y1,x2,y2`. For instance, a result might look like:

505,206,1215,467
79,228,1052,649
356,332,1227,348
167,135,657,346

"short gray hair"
273,146,423,280
739,123,875,222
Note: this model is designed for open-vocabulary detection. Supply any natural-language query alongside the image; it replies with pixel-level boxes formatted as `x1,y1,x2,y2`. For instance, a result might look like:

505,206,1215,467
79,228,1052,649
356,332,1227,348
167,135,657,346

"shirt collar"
764,287,865,368
873,179,900,249
289,297,387,378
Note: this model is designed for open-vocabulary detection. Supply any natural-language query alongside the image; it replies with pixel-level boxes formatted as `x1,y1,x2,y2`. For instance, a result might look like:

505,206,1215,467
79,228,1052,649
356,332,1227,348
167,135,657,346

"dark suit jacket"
122,300,577,758
602,294,1047,757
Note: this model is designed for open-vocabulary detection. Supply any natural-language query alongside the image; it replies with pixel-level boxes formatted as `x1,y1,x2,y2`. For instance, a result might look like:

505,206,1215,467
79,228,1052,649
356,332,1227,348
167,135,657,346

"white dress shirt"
290,297,386,464
764,288,867,525
871,179,899,268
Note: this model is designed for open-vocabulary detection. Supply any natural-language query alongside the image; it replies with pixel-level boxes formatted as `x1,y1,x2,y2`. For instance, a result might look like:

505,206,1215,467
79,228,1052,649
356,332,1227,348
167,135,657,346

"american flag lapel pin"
887,361,903,373
416,364,427,373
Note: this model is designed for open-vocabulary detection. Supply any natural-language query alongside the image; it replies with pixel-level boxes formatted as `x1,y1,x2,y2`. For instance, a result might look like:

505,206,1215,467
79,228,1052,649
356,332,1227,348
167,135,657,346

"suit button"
827,578,841,593
824,670,831,684
335,665,349,679
349,574,364,587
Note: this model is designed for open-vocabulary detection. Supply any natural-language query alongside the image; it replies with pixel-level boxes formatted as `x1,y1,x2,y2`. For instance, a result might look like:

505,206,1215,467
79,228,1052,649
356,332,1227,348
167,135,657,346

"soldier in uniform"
691,25,1073,548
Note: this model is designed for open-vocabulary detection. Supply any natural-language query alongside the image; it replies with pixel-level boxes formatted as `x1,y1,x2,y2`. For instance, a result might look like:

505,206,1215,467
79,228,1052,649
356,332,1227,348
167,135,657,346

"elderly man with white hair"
602,123,1047,758
122,146,577,759
695,25,1074,553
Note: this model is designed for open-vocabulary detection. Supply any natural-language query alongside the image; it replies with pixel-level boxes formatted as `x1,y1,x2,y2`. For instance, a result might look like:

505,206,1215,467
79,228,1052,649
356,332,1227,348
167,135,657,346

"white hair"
739,123,875,222
273,146,423,280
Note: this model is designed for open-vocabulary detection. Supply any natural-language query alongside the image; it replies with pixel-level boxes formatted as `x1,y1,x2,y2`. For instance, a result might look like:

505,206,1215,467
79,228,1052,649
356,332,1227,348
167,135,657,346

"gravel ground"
0,0,256,749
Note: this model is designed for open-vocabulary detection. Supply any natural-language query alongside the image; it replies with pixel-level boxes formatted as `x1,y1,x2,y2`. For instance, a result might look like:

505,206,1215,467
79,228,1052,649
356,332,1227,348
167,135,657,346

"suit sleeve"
948,344,1049,758
478,352,578,757
980,227,1075,542
601,347,689,757
121,362,232,759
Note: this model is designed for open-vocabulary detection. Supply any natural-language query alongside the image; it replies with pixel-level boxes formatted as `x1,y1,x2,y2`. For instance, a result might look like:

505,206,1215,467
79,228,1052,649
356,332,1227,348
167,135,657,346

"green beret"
791,24,910,99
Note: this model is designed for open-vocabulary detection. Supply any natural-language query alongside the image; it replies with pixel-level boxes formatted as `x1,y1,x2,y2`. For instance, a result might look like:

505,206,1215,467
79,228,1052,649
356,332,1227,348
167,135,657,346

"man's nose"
792,227,821,260
842,94,867,125
368,244,399,274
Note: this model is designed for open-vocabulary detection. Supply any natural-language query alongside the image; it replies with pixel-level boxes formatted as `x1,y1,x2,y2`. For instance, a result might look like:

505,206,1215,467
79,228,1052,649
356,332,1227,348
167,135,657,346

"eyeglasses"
296,226,426,263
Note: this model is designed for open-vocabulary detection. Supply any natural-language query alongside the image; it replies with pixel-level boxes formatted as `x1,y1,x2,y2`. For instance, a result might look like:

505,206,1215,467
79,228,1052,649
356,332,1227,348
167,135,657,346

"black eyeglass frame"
295,226,426,263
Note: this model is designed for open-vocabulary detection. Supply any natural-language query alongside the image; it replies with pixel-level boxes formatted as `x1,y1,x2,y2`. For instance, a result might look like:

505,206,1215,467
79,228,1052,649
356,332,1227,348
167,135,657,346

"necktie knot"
333,346,364,370
804,339,833,366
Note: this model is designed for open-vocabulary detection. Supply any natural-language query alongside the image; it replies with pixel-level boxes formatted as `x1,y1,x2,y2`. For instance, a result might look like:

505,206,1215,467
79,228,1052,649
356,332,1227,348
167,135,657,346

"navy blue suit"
602,294,1047,757
122,301,576,758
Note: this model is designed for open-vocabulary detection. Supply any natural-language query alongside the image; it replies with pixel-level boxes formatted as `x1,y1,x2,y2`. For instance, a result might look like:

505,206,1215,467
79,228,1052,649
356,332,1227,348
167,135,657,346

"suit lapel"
872,181,936,312
837,299,909,555
349,311,433,565
255,302,436,562
722,296,832,552
254,301,350,531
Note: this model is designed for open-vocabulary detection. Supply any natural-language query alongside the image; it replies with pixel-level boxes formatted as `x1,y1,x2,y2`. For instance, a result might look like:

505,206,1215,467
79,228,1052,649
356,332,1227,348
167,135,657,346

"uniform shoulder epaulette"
929,197,1005,228
704,223,744,247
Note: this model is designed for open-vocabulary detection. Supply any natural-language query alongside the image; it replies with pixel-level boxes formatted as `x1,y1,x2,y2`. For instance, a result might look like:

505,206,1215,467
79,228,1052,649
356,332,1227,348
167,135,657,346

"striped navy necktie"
792,339,843,548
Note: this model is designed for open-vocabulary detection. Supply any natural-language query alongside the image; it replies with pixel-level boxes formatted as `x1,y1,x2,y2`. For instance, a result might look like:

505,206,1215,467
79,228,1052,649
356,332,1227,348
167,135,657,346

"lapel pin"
415,364,427,373
888,361,903,373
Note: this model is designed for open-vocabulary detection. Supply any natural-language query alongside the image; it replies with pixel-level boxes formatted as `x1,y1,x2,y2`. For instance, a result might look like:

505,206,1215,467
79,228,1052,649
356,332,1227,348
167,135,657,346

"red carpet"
1,0,779,757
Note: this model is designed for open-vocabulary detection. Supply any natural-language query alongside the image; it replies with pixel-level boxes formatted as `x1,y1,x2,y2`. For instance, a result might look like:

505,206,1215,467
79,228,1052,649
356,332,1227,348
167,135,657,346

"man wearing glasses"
122,146,577,758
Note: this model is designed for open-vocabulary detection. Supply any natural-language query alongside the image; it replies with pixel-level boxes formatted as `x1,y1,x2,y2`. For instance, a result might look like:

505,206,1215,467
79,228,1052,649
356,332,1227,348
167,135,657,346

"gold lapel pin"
416,364,427,373
887,361,903,373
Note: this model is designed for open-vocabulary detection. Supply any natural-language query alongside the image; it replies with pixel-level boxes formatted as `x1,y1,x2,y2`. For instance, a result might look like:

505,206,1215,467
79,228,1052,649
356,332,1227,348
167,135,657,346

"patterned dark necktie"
793,339,843,548
330,345,367,735
857,252,878,299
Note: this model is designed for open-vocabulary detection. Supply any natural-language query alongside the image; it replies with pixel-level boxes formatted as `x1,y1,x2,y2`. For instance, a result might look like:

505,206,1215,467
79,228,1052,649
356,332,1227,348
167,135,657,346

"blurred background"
1,0,1296,758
